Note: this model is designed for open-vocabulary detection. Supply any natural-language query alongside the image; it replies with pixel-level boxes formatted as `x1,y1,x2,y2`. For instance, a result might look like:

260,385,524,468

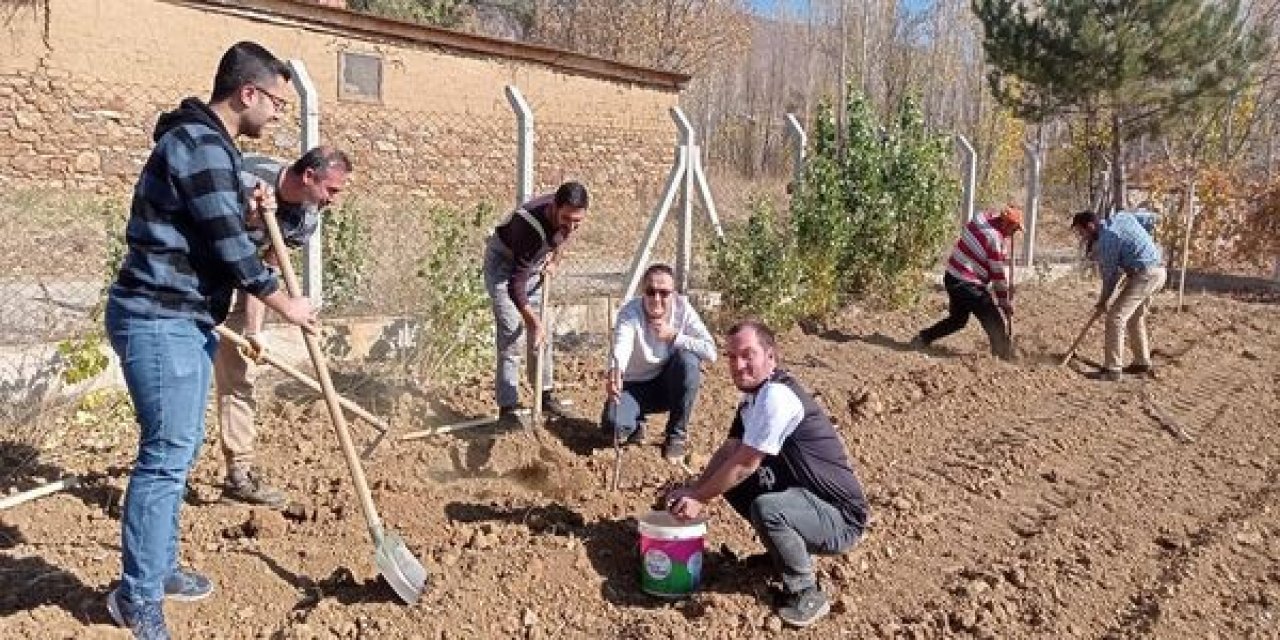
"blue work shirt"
1096,212,1163,302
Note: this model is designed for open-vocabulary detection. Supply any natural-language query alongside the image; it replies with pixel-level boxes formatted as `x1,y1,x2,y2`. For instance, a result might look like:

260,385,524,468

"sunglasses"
644,287,674,299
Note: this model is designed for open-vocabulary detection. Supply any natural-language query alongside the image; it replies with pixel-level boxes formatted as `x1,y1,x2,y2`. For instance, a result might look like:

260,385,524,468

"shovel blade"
375,531,428,605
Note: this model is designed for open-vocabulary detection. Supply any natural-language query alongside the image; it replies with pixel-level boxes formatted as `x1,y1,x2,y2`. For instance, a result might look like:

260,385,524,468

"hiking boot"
777,585,831,628
163,567,213,602
107,589,170,640
542,392,576,419
1086,369,1122,382
662,436,687,463
222,467,287,509
1122,363,1154,375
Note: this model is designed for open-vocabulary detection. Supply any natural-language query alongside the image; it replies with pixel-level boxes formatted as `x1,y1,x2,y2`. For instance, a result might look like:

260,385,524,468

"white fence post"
288,59,322,307
672,107,695,292
956,134,977,222
505,85,534,206
785,113,807,189
1022,141,1042,267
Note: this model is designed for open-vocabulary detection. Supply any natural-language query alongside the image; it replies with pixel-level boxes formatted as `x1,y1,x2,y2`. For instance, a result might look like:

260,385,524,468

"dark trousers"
600,350,701,442
919,273,1012,359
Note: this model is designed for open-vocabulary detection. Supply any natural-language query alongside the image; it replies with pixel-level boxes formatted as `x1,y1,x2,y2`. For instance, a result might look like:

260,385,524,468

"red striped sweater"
945,215,1011,305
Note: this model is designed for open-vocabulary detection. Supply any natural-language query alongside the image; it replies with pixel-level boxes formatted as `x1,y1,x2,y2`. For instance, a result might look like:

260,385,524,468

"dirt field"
1,276,1278,639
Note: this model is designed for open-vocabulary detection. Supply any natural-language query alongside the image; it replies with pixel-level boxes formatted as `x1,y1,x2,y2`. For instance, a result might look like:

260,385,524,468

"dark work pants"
919,273,1012,359
600,350,701,442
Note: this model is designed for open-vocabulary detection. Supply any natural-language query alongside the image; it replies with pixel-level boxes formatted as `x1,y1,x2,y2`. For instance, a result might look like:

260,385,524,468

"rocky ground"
1,276,1277,639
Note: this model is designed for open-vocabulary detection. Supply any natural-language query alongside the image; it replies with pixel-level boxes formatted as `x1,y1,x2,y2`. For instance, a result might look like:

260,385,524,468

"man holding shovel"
603,263,717,462
213,146,352,508
103,42,317,639
912,205,1022,360
483,182,590,427
1070,210,1166,381
666,320,869,629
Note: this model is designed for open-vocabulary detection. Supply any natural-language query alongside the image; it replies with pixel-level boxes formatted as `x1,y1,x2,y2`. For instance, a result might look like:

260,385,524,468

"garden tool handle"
261,209,386,544
213,326,391,434
1061,308,1104,366
532,272,552,429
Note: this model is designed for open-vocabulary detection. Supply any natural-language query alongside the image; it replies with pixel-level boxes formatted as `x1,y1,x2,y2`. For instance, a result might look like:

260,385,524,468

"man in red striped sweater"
912,205,1023,360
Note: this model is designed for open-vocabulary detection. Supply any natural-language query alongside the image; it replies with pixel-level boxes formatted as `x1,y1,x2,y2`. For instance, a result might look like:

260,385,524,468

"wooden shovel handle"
260,209,385,543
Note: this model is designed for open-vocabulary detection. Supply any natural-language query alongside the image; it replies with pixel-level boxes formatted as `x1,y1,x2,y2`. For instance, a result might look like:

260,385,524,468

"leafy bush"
710,92,960,329
321,196,370,308
406,203,495,386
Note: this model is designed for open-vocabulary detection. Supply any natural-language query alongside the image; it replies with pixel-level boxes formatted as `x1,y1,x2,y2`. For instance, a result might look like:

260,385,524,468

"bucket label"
644,550,672,580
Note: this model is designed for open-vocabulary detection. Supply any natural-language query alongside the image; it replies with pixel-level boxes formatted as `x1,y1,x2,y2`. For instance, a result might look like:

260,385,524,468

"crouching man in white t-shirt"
665,319,870,629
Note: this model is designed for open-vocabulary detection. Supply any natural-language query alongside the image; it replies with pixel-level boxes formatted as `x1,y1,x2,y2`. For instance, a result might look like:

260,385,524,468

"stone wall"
0,0,682,211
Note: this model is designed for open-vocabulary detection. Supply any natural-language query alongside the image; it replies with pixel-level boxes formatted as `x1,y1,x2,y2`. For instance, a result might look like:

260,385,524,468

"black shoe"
497,406,528,429
662,437,687,462
1086,369,1122,382
1122,364,1153,375
542,393,576,419
777,585,831,628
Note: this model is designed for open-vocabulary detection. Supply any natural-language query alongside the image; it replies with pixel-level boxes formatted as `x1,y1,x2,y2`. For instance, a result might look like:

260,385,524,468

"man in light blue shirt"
1072,211,1167,381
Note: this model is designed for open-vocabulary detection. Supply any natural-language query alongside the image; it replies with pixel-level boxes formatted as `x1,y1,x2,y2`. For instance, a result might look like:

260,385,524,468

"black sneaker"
1122,364,1154,375
624,422,647,446
221,467,287,509
497,406,528,429
777,585,831,628
542,393,576,419
662,437,687,463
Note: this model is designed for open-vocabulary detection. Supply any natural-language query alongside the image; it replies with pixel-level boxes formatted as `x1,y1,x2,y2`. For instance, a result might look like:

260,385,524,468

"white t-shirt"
738,381,805,455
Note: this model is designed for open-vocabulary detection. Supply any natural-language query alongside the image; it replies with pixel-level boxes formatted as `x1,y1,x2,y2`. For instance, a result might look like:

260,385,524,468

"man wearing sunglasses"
603,263,717,461
213,146,353,508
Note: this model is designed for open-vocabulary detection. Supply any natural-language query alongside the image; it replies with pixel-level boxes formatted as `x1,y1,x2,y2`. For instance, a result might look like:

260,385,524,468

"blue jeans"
748,488,863,593
600,350,701,441
105,300,218,603
483,239,552,408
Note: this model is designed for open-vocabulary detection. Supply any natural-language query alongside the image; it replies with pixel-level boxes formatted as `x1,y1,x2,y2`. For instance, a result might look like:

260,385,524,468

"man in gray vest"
666,320,869,629
214,146,352,507
482,181,589,426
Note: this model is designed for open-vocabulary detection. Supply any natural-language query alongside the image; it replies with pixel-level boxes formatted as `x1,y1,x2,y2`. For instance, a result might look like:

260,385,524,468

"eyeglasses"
644,287,674,299
252,85,290,112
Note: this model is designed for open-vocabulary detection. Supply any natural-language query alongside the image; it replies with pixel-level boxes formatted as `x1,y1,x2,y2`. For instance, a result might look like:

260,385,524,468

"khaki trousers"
1104,266,1167,371
213,293,260,471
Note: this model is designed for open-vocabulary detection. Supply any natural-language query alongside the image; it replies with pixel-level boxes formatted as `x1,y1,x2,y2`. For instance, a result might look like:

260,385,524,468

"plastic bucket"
638,511,707,598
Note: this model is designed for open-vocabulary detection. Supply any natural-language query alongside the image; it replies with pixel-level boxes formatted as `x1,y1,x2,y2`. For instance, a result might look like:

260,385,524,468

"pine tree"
971,0,1269,211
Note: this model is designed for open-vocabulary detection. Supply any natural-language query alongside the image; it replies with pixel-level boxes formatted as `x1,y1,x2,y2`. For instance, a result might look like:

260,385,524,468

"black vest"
726,370,869,529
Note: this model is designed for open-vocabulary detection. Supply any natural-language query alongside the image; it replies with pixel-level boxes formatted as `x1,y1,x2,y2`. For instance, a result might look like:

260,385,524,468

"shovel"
530,272,553,437
260,208,427,605
213,326,391,459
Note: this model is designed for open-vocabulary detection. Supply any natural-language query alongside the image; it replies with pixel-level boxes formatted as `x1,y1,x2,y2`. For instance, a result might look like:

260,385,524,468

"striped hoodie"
109,98,278,328
945,214,1011,305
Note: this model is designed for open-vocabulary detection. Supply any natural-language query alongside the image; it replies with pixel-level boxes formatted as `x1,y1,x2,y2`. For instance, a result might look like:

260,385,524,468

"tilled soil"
1,278,1278,639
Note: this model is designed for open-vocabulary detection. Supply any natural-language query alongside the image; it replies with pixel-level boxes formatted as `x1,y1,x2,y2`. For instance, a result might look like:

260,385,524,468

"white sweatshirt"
610,295,717,383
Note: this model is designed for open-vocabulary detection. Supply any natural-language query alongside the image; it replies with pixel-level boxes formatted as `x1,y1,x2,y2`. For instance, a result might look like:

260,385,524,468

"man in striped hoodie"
913,206,1023,360
104,42,316,640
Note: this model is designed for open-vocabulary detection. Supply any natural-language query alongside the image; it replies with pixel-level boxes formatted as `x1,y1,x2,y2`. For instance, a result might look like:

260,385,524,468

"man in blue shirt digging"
1071,210,1168,381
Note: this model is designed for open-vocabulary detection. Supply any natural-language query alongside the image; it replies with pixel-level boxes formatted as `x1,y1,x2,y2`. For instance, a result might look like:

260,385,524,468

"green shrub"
407,203,494,386
710,91,959,329
321,195,369,308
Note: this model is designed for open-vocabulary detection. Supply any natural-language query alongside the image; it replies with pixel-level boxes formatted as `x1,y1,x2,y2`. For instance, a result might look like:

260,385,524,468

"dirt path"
1,279,1277,639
